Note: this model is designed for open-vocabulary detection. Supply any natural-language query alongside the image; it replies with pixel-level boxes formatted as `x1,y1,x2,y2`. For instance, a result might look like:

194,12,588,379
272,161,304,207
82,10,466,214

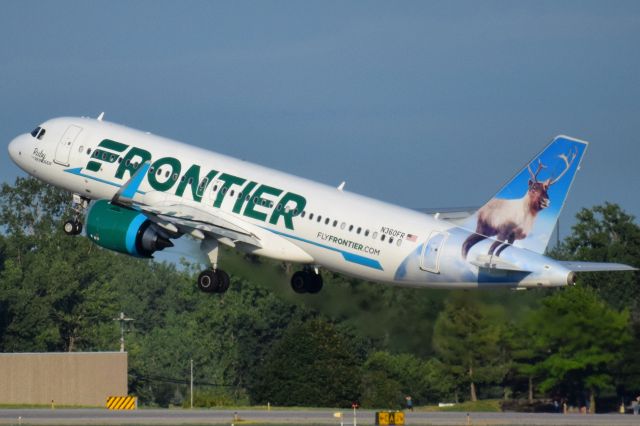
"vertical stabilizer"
460,136,588,258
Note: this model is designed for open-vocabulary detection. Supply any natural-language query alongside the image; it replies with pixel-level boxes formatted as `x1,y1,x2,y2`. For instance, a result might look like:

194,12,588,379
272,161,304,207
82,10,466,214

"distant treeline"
0,178,639,412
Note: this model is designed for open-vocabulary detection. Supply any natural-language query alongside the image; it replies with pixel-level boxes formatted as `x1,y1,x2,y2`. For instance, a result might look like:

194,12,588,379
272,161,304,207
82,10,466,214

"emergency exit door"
420,231,447,273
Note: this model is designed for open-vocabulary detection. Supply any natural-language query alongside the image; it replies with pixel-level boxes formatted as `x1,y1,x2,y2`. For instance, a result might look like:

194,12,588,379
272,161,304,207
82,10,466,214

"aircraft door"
54,125,83,166
420,231,447,273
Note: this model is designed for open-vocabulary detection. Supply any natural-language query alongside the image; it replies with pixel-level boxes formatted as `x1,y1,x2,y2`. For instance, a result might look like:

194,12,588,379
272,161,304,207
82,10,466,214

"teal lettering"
233,181,257,213
269,192,306,230
115,147,152,180
243,184,282,222
213,174,246,208
148,157,181,192
175,165,218,202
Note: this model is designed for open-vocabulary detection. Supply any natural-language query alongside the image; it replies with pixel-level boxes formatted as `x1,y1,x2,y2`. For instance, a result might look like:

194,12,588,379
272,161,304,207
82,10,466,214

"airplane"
7,115,636,294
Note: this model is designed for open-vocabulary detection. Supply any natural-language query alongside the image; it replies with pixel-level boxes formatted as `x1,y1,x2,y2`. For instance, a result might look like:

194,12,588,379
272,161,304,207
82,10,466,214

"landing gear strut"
291,267,323,294
63,194,89,236
197,239,231,294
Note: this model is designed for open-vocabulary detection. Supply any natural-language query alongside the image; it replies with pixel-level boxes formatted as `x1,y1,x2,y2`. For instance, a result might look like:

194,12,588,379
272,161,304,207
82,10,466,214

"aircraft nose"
8,134,26,163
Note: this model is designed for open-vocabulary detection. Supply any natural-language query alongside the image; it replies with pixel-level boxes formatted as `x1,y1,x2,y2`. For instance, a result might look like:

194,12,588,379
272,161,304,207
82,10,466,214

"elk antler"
549,147,578,185
527,159,547,182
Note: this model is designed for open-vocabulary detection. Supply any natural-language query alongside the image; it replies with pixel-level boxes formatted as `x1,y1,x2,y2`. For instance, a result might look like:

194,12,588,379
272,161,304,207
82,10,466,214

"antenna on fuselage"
337,181,346,191
97,112,105,121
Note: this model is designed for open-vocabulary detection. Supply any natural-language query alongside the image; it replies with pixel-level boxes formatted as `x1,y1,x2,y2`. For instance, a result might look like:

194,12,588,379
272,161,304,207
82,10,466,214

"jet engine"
86,200,173,257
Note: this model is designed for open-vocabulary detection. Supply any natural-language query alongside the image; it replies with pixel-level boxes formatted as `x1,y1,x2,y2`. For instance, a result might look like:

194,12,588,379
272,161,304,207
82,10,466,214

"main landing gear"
63,194,89,236
197,239,230,294
290,267,323,294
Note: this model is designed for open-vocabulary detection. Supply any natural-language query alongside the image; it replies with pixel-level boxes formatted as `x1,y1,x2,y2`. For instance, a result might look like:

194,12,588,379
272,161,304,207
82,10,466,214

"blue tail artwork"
460,136,588,258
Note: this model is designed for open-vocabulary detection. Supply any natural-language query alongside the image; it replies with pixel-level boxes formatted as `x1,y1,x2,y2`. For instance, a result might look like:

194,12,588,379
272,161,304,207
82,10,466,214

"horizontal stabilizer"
559,261,638,272
470,255,529,272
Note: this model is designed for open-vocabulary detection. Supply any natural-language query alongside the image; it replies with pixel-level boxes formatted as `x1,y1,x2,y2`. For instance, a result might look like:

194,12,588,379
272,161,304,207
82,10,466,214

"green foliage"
554,203,640,314
251,318,363,407
432,292,509,401
526,286,631,400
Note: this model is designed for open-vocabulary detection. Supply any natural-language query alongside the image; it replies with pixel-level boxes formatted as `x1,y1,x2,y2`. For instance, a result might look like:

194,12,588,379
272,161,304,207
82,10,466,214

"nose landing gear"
63,194,89,236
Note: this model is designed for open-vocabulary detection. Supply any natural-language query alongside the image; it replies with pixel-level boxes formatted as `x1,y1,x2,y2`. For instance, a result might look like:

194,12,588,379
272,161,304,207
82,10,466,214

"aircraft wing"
111,162,261,248
139,202,262,248
558,261,638,272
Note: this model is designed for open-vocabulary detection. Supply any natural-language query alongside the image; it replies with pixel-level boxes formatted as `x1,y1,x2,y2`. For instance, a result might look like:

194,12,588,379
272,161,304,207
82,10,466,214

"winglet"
112,161,150,205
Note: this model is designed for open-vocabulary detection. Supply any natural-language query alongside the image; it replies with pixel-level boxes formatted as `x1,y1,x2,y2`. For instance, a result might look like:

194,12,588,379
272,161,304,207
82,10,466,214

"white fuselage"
8,117,574,289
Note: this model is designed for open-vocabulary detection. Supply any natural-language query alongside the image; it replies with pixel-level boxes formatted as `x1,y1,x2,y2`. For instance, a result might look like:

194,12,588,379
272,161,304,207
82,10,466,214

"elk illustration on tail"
461,146,578,259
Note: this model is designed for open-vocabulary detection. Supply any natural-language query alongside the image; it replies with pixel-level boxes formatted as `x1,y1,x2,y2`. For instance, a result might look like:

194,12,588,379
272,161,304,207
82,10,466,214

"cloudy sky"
2,1,639,241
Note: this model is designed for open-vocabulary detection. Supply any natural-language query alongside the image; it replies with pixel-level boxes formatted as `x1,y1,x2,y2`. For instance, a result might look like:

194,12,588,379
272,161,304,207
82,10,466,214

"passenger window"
357,227,361,234
253,197,259,204
381,234,386,241
277,204,282,211
309,213,314,220
365,230,370,236
397,239,402,247
165,170,170,178
325,218,330,225
102,153,107,160
222,187,227,194
317,216,322,222
333,220,338,227
149,167,155,174
301,211,306,218
340,222,346,230
213,185,218,191
118,158,123,164
156,168,162,176
87,148,92,155
372,232,378,239
230,190,235,197
349,225,354,232
78,146,84,153
389,237,394,244
172,173,178,181
239,192,243,199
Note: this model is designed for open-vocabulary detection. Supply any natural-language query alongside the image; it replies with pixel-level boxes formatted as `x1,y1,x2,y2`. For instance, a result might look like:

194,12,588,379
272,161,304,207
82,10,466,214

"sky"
2,1,639,243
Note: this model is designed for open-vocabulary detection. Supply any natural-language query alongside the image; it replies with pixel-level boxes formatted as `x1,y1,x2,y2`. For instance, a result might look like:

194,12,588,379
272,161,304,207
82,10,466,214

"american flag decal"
407,234,417,242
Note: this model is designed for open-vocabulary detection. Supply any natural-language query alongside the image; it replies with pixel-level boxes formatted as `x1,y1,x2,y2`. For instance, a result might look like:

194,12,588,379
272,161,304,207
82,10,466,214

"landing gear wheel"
63,219,82,236
306,273,323,294
197,269,230,293
217,270,230,293
290,270,323,294
291,271,308,293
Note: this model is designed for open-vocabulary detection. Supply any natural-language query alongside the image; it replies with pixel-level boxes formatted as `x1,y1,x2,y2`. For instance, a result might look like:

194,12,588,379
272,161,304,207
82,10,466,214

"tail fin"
459,135,588,255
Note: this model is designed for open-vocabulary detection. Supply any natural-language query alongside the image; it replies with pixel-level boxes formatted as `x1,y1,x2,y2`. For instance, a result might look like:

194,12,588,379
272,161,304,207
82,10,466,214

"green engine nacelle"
86,200,173,257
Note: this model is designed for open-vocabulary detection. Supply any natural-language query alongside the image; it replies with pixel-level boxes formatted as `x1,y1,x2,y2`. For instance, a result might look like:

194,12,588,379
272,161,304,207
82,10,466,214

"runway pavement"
1,408,639,425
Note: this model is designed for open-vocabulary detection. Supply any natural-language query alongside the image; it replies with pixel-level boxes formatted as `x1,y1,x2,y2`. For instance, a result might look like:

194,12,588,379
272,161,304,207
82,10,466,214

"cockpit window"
30,126,46,140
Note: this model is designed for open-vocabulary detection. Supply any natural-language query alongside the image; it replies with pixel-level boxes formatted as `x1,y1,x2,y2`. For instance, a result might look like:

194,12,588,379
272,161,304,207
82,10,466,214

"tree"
554,203,640,314
251,318,363,407
527,286,630,412
432,292,509,402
